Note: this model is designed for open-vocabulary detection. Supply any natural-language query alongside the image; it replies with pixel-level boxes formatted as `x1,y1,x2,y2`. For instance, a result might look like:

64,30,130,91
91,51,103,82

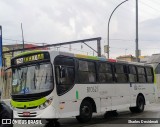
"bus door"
54,56,77,117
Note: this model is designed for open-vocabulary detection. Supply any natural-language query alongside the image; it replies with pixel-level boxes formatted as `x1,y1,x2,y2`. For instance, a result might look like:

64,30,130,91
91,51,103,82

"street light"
21,23,25,52
107,0,128,59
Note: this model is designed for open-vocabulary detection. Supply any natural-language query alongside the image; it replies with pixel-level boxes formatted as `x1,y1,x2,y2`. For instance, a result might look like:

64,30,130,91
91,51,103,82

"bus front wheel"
76,100,92,123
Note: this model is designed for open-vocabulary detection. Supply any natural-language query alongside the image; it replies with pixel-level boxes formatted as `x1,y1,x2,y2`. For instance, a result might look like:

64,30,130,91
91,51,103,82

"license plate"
23,112,30,116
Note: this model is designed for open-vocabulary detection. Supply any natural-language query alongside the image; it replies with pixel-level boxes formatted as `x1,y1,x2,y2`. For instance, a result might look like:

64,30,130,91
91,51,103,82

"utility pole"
0,26,2,67
135,0,139,62
21,23,25,52
97,38,101,57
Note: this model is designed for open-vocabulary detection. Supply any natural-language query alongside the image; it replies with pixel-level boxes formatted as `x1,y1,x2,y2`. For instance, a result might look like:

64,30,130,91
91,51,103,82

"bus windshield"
12,63,53,95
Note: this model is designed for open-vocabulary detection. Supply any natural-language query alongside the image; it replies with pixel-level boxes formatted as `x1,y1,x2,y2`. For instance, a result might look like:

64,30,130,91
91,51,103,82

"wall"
0,67,12,99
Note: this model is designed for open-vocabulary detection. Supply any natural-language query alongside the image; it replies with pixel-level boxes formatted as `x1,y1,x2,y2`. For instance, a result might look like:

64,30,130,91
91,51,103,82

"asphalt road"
11,101,160,127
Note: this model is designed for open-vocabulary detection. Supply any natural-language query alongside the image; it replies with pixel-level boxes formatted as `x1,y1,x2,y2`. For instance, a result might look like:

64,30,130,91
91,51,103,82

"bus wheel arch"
76,97,96,123
83,97,97,113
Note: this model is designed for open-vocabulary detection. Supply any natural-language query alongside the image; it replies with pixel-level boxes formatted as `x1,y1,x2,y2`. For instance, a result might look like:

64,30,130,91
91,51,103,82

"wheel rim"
138,97,144,110
82,106,90,116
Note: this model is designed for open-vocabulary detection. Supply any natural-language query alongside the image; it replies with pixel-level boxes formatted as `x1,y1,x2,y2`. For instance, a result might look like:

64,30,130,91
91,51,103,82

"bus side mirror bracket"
61,67,66,78
59,66,66,78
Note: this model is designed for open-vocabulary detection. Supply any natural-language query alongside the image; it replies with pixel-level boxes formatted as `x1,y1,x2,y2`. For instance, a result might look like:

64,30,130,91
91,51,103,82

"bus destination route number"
16,53,44,65
87,86,98,93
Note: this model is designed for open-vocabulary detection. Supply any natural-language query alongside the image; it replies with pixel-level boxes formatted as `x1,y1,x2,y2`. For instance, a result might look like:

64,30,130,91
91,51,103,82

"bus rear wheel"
76,100,92,123
130,95,145,113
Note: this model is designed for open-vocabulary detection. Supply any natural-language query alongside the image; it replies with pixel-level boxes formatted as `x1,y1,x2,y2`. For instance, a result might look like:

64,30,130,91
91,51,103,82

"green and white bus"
10,50,156,122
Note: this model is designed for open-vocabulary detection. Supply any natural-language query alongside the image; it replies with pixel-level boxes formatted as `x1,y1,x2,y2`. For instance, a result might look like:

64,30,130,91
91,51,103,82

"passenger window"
155,64,160,74
137,67,145,75
128,65,137,83
145,67,153,83
99,63,112,73
77,60,96,83
115,64,128,83
98,62,113,83
137,67,146,83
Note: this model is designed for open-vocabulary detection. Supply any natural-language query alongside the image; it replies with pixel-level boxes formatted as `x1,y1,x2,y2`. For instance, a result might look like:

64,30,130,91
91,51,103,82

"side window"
98,62,113,83
128,65,137,83
155,64,160,74
54,56,75,95
145,67,154,83
137,66,146,83
77,60,96,83
115,64,128,83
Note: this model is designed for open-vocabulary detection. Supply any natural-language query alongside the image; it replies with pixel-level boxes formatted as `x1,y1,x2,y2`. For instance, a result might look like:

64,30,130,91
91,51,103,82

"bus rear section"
146,53,160,99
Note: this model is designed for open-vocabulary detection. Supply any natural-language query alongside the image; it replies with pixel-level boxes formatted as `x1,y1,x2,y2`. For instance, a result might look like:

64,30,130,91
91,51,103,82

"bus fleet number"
87,86,98,93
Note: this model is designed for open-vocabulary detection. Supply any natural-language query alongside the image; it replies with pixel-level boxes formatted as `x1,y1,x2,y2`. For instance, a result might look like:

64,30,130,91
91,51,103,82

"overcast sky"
1,0,160,58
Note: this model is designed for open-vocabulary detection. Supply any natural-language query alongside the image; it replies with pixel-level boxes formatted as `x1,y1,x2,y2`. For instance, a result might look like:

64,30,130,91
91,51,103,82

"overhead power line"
140,1,160,12
4,37,160,45
3,37,102,57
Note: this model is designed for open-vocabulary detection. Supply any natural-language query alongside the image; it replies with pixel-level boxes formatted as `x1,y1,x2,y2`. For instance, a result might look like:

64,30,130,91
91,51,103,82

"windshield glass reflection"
12,63,53,95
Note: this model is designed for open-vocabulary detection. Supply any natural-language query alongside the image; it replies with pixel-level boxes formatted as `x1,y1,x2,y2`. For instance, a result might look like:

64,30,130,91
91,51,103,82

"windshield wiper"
45,73,48,84
33,72,36,89
24,67,28,94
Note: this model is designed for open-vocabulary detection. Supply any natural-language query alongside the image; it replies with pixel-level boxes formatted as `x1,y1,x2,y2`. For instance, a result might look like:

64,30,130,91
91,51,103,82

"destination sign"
16,54,44,64
12,52,50,65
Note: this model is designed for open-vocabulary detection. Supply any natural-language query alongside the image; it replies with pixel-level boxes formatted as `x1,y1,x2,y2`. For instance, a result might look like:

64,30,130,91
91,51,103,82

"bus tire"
130,95,145,113
136,95,145,113
76,100,92,123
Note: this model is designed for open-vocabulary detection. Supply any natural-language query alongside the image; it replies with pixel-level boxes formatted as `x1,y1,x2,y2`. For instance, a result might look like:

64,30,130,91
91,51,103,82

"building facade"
116,55,137,62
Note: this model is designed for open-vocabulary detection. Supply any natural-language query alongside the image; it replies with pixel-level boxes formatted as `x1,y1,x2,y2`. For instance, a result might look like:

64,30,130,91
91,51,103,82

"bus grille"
16,106,38,109
18,112,37,117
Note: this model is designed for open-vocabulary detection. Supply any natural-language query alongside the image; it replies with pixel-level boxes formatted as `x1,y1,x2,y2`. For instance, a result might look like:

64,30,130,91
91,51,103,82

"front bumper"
13,105,59,119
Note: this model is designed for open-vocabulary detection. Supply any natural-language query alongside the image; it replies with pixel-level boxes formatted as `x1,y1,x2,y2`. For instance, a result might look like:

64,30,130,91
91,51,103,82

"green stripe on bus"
11,97,46,108
87,56,99,60
16,50,42,57
75,54,99,60
76,91,79,99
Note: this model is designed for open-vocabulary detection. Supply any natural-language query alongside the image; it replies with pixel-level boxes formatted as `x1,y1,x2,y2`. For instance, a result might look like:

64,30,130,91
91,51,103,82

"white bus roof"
15,50,152,67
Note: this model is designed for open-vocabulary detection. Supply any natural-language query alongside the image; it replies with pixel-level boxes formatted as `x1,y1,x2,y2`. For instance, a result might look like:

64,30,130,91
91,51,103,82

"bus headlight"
39,97,53,110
